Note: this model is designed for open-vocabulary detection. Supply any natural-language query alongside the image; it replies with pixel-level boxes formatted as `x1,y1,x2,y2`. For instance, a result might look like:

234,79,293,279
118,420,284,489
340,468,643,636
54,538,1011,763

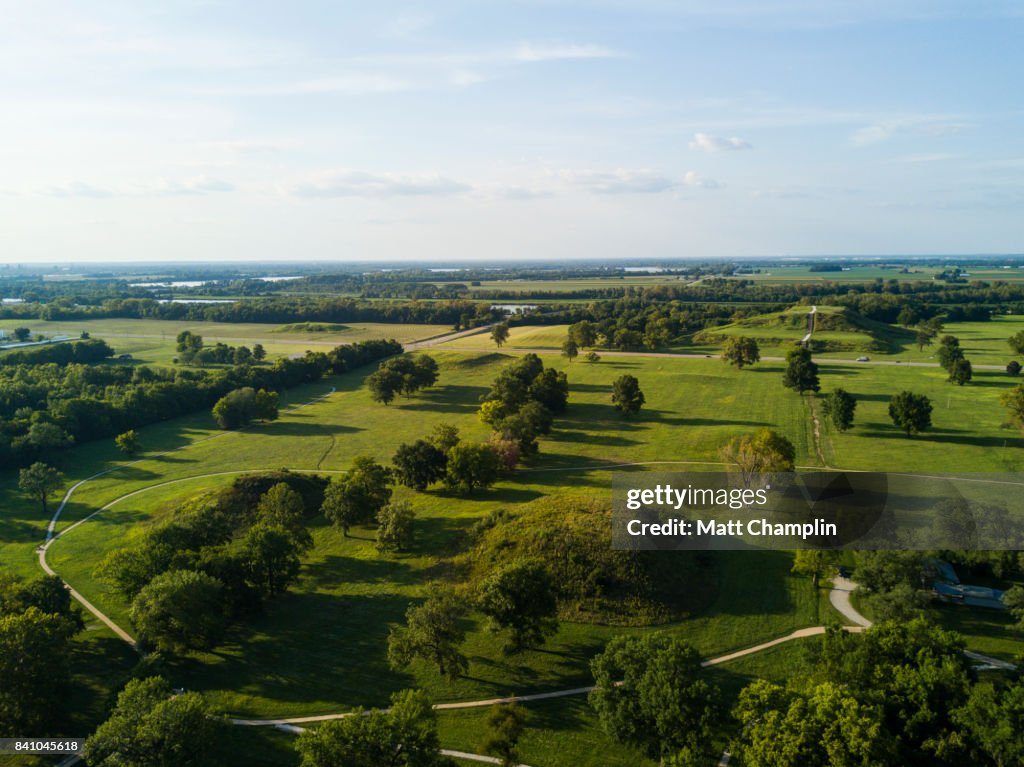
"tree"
444,442,500,495
129,569,226,653
781,345,820,393
916,326,936,352
175,330,203,354
252,342,266,361
211,387,277,429
377,501,415,552
732,679,893,767
1009,330,1024,355
0,606,76,736
82,677,222,767
233,345,253,365
487,433,521,473
240,523,303,597
1001,384,1024,429
429,423,460,453
256,483,306,528
321,456,393,536
954,680,1024,767
611,374,645,416
721,336,760,368
480,703,527,767
18,462,64,517
295,689,447,767
589,634,721,763
1004,586,1024,631
392,440,448,491
569,320,598,348
491,322,510,348
584,351,601,363
477,559,559,652
791,550,838,588
367,365,404,405
528,368,569,414
888,390,933,436
719,429,795,485
937,335,964,371
12,326,30,342
115,429,143,456
16,420,74,452
820,388,856,432
1007,360,1021,376
561,336,578,363
388,588,468,680
948,357,973,385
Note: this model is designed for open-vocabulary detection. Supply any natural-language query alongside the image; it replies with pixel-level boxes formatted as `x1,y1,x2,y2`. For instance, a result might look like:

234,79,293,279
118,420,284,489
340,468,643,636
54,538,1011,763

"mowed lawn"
5,319,452,367
3,347,1024,752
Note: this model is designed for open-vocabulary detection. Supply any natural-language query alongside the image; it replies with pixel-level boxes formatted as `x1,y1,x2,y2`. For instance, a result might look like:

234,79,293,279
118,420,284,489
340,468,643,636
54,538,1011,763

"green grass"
4,319,451,367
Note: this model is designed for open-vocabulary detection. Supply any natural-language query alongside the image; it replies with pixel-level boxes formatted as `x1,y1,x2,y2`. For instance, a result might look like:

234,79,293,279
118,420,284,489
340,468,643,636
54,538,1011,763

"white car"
855,356,870,362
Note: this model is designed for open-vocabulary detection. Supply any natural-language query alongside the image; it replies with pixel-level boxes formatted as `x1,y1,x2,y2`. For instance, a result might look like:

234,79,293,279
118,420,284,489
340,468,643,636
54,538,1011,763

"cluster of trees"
0,337,113,366
477,353,568,461
212,387,279,429
0,338,400,467
367,354,440,405
96,473,323,651
0,574,84,737
937,335,974,385
174,330,266,366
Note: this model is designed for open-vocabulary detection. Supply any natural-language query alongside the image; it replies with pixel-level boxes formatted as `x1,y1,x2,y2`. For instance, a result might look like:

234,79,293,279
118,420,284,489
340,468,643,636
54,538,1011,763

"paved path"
406,324,495,350
829,576,872,628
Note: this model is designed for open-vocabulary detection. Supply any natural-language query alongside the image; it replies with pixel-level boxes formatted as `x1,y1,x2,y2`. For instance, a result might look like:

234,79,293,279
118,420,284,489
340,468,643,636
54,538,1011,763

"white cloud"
514,43,619,62
682,171,720,189
849,118,969,146
386,12,433,38
450,70,486,87
39,181,112,198
287,170,472,198
39,176,234,198
689,132,752,152
560,169,675,194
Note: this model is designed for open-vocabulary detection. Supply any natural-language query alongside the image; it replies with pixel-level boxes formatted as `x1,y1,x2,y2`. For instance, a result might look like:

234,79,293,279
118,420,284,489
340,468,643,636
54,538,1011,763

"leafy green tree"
589,634,721,763
129,569,226,653
569,320,598,348
954,681,1024,767
1001,384,1024,429
719,429,795,484
1004,585,1024,631
491,322,510,348
233,345,253,364
487,433,521,473
444,442,500,495
0,606,76,736
322,456,393,535
721,336,760,368
1009,330,1024,355
611,374,645,416
388,588,468,680
18,461,64,516
561,336,578,363
478,559,559,652
584,351,601,363
295,689,448,767
916,325,936,351
211,387,278,429
377,501,415,552
240,523,303,597
888,390,933,436
83,677,222,767
821,388,856,431
480,703,528,767
115,429,142,456
429,423,460,453
252,342,266,361
175,330,203,354
2,574,83,631
12,326,30,342
367,365,404,405
527,368,569,414
15,420,74,451
256,483,307,530
949,357,973,385
791,550,839,588
732,679,894,767
392,440,448,491
937,335,964,371
1007,360,1021,376
781,345,820,393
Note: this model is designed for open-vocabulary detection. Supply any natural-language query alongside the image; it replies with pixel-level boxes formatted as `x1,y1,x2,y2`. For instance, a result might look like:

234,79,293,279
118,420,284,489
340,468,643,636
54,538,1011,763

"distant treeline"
0,338,115,366
0,338,401,468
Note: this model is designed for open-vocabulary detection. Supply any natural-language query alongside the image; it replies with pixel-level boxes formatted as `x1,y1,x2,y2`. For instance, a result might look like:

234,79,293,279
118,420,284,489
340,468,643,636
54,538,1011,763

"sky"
1,0,1022,263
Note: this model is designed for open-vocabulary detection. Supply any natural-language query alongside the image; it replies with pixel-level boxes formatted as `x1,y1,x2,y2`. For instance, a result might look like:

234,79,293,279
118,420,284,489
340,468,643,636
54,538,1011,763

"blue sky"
1,1,1021,262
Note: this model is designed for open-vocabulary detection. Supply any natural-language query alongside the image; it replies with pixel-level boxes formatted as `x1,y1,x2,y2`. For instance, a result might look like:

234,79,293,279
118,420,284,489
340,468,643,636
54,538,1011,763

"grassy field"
1,319,451,367
3,345,1024,764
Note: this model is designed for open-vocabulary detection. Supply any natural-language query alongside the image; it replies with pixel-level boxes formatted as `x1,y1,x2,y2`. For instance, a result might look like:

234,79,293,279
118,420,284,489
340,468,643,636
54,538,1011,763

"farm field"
1,319,452,367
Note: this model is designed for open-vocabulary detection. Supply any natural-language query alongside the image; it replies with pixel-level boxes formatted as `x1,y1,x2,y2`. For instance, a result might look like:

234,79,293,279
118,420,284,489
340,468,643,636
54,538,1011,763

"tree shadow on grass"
254,421,363,438
548,430,642,448
303,554,419,588
857,429,1022,449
